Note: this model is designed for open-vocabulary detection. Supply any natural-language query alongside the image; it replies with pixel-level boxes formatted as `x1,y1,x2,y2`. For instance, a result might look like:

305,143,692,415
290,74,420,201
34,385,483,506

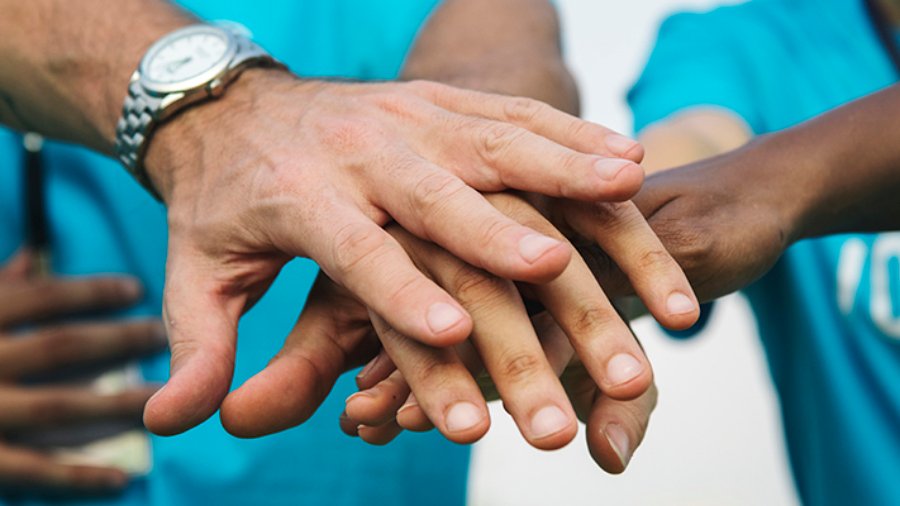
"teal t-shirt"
628,0,900,504
0,1,472,505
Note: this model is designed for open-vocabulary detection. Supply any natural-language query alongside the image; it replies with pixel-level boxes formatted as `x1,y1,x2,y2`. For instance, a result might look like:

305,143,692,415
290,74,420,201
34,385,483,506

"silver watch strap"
115,78,163,200
113,28,282,202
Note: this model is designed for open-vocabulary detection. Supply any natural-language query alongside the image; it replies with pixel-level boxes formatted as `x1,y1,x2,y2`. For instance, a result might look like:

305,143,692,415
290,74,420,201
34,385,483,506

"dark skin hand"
0,251,164,496
589,86,900,302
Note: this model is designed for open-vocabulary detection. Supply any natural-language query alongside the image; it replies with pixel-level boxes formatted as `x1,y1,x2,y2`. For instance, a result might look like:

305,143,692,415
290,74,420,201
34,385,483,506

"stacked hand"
332,138,811,468
139,71,699,441
218,191,695,471
0,251,164,495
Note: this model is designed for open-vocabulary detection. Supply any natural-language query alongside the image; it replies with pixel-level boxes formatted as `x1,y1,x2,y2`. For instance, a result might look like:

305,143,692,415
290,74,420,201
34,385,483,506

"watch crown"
208,77,225,97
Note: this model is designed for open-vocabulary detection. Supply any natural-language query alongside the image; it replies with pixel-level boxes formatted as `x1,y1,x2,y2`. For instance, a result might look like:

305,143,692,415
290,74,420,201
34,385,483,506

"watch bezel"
139,25,237,95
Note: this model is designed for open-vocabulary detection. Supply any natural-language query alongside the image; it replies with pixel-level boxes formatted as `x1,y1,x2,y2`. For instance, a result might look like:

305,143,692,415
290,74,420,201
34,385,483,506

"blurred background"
468,1,799,504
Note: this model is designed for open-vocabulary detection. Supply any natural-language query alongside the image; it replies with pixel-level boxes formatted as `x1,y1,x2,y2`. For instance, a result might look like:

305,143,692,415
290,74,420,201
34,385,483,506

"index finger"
407,81,645,162
488,193,653,400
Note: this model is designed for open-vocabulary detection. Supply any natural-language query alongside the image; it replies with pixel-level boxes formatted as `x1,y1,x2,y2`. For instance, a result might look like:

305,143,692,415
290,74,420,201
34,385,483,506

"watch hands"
166,56,193,74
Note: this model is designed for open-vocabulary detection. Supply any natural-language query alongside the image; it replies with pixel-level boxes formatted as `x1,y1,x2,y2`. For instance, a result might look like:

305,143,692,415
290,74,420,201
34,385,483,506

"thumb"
143,248,241,436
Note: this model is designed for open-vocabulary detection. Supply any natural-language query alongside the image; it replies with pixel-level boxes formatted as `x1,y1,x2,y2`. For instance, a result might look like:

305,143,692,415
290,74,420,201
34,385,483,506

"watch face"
141,26,235,93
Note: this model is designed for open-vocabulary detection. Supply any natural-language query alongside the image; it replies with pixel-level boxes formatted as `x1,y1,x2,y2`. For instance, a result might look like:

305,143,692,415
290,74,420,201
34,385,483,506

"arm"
636,87,900,235
402,0,579,114
588,84,900,302
0,0,648,436
0,1,192,152
637,107,752,173
777,84,900,236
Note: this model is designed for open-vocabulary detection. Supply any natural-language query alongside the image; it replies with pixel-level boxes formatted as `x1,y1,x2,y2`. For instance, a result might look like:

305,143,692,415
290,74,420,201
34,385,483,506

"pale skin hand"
0,251,164,495
330,0,695,467
0,0,651,436
348,320,658,474
219,193,695,469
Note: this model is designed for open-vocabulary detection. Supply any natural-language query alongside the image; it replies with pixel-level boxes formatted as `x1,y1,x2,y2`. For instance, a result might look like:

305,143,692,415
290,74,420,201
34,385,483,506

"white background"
468,1,799,504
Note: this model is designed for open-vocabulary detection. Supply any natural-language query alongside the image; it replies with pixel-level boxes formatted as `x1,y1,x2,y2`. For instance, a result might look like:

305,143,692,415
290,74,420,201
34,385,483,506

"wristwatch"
114,24,285,200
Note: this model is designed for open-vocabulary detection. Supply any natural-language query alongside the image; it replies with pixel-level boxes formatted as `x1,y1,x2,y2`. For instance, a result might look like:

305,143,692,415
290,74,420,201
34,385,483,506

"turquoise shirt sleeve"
627,9,764,134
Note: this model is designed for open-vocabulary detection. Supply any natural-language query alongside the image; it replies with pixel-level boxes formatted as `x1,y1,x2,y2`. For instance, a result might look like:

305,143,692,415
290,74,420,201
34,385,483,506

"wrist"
142,67,304,203
737,132,826,245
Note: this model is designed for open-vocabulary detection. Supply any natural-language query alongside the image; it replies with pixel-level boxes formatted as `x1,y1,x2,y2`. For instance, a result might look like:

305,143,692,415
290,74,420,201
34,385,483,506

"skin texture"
334,0,696,471
343,9,900,468
0,0,671,437
0,251,165,496
219,193,674,475
590,85,900,303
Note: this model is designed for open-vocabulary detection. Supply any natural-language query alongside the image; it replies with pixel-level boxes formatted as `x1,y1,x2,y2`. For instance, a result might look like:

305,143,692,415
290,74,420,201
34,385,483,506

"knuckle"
331,223,389,275
655,219,715,273
501,97,544,124
450,266,510,304
477,122,526,164
410,172,467,218
476,218,518,252
591,201,638,231
499,352,544,384
635,248,677,272
383,275,427,310
569,303,619,336
413,356,452,386
565,118,604,144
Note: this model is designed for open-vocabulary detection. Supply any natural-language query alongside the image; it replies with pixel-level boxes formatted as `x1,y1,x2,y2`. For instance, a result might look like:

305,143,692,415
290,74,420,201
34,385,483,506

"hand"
583,142,796,302
0,251,164,496
140,69,651,435
218,193,693,455
345,315,657,473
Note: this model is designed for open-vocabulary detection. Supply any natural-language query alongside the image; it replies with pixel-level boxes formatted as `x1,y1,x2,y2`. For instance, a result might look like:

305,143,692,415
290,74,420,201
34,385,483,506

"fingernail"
667,292,696,315
605,423,632,467
529,405,570,439
595,159,633,181
445,402,483,433
518,234,562,264
356,354,383,383
121,279,142,299
397,399,419,416
606,353,643,386
604,134,640,157
426,303,465,334
345,391,374,405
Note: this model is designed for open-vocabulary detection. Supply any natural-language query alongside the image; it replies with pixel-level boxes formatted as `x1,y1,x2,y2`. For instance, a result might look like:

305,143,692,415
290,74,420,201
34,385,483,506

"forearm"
401,0,579,114
773,84,900,238
0,1,194,153
638,108,752,174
